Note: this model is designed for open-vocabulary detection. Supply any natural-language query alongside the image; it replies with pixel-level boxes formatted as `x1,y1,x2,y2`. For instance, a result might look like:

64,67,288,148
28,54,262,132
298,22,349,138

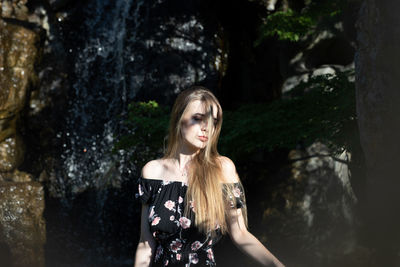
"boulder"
0,181,45,267
0,0,29,20
0,18,41,179
256,142,358,266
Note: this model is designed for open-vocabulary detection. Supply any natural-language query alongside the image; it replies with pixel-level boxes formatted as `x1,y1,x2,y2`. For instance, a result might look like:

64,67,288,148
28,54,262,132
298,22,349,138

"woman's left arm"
227,207,285,267
219,156,284,266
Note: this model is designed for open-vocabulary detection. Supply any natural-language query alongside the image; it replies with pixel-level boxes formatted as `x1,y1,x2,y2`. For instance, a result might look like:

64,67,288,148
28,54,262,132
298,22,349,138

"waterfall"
55,0,137,198
47,1,141,266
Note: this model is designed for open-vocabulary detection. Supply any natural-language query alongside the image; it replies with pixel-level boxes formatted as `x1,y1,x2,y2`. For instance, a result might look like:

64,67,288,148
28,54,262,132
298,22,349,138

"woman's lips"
198,136,208,142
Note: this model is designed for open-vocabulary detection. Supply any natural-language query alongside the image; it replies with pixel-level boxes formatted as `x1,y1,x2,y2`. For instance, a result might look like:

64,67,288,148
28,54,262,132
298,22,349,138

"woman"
134,86,284,267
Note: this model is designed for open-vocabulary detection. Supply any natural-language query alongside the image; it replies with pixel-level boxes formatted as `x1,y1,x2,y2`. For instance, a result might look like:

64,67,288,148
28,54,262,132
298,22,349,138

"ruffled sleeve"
136,177,159,204
223,182,246,209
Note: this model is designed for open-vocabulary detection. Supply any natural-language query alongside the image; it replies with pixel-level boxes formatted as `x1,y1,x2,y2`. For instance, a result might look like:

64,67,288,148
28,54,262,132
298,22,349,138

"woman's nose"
201,120,208,131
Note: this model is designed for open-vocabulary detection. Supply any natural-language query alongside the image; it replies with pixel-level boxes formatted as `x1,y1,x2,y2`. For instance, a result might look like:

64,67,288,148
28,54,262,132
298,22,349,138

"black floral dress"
136,177,245,267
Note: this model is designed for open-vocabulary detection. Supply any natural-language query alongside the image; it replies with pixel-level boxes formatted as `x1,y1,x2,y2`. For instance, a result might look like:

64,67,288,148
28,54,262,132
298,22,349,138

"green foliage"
219,70,356,160
112,101,170,166
256,8,315,43
255,0,346,44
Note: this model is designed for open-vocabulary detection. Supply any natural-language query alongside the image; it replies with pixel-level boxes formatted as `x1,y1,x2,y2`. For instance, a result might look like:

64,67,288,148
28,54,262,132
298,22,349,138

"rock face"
0,2,46,267
0,17,40,180
356,0,400,264
243,142,358,267
0,0,29,20
286,143,357,266
0,182,45,267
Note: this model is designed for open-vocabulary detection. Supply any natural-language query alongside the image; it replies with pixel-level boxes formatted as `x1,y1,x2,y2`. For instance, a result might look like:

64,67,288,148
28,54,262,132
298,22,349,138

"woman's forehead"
186,100,218,117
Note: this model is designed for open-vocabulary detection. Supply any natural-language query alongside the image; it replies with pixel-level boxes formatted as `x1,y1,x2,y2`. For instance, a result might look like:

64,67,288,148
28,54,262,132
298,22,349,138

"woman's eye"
193,116,202,121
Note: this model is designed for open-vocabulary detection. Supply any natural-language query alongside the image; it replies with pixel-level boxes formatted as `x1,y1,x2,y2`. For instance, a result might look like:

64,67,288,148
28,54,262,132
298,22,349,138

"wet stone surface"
0,181,45,267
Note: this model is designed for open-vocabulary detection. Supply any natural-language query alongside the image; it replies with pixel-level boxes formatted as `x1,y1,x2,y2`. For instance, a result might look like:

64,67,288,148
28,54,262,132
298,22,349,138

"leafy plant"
112,101,170,166
255,0,346,44
219,70,356,160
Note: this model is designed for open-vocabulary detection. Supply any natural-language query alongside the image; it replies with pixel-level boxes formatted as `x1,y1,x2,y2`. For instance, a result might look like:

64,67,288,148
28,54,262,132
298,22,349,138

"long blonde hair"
163,86,247,235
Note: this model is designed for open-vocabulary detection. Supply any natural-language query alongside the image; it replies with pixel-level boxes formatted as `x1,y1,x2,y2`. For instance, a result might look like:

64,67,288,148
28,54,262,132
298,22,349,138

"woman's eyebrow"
193,113,218,121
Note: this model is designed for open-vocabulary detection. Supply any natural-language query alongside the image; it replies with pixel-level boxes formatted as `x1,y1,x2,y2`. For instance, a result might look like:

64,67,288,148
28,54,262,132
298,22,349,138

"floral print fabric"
136,177,245,267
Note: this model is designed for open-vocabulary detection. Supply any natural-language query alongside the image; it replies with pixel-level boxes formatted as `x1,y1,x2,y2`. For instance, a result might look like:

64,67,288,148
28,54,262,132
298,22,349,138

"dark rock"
0,18,41,177
47,0,74,11
0,181,45,267
246,142,358,266
356,0,400,264
0,0,29,20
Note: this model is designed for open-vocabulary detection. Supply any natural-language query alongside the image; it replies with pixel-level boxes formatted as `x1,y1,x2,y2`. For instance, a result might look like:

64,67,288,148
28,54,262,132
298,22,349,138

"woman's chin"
181,138,207,153
195,141,207,150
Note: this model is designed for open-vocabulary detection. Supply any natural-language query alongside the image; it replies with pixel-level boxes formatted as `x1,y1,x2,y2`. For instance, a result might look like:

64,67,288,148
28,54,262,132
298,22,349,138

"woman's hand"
134,204,156,267
227,207,285,267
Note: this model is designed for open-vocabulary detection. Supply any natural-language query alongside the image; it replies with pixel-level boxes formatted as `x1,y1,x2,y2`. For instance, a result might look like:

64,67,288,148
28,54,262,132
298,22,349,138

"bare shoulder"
141,159,165,179
218,156,239,183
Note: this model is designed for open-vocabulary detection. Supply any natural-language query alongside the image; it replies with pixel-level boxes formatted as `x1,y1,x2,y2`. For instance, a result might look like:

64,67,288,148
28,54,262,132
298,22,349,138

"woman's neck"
174,143,199,170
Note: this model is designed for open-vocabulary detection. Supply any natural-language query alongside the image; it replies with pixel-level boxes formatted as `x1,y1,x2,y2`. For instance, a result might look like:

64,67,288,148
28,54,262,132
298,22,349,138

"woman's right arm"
134,204,156,267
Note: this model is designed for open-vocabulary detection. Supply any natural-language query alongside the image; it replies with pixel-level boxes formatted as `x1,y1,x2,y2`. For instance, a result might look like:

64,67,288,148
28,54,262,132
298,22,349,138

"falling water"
46,1,140,266
55,0,135,198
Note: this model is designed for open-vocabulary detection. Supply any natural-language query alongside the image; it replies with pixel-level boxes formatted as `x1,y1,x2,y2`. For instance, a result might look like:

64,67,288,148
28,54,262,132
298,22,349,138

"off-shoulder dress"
136,177,245,267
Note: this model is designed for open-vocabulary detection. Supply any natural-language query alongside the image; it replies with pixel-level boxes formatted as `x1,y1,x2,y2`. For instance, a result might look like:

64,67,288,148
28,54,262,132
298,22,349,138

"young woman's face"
180,100,219,152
